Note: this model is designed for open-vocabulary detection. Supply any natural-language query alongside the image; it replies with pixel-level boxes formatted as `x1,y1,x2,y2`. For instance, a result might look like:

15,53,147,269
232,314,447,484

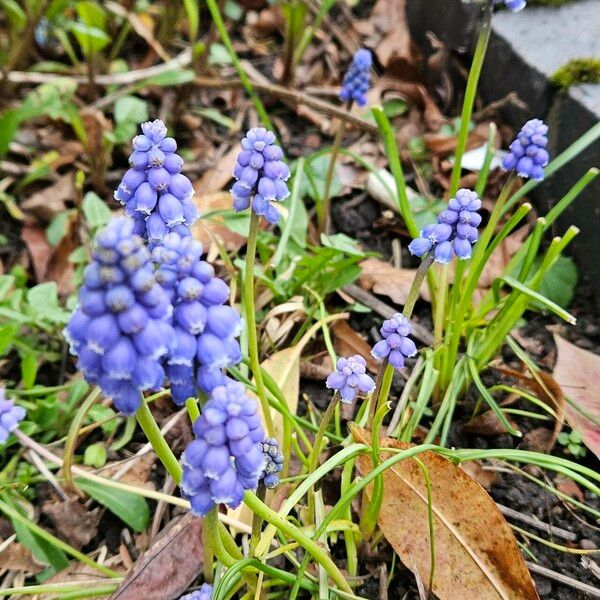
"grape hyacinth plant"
180,381,266,516
502,118,550,181
325,355,376,402
153,233,242,405
409,189,482,262
231,127,290,224
64,216,175,414
0,390,25,444
371,314,418,371
339,48,373,108
114,119,198,243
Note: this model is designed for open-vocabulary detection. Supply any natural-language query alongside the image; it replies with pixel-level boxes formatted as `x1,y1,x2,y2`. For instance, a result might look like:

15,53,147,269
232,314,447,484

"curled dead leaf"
109,513,203,600
42,498,101,550
351,426,539,600
359,257,422,307
553,334,600,459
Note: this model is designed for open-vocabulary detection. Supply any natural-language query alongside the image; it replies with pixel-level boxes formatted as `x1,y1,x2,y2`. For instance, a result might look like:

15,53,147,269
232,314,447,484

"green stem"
205,0,272,129
63,386,101,493
244,211,275,437
306,394,339,520
243,491,353,595
319,115,348,235
203,519,214,583
0,499,120,579
0,582,121,597
250,483,266,556
448,0,493,196
403,254,435,319
186,397,200,422
204,508,236,568
135,397,182,483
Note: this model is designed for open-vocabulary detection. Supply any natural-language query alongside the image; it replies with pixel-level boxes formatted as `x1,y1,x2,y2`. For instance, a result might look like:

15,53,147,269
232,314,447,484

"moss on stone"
551,58,600,88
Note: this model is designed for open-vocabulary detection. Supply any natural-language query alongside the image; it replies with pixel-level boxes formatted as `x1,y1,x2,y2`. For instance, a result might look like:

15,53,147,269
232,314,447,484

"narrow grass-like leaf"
76,478,150,532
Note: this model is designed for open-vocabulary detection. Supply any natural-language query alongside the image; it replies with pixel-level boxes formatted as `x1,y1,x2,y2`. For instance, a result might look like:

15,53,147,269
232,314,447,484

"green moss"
551,58,600,88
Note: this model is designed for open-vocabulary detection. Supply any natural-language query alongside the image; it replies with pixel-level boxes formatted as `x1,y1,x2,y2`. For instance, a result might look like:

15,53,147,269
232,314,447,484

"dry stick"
25,450,70,502
341,283,435,347
496,503,577,543
14,430,251,534
526,561,600,598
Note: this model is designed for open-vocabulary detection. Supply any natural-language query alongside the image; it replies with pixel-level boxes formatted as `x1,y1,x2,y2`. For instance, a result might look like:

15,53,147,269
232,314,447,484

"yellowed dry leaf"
553,334,600,459
352,426,539,600
0,541,45,573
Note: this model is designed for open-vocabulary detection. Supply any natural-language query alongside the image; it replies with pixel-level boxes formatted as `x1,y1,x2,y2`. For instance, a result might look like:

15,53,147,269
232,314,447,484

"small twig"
526,561,600,598
496,502,577,542
149,475,177,542
25,450,70,501
341,284,435,346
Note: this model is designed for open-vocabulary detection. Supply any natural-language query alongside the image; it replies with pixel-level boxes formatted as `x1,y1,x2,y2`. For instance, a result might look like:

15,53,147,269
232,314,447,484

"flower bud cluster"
65,217,175,414
181,382,266,515
339,49,372,107
502,118,549,181
371,314,417,371
260,438,284,489
325,355,375,403
153,233,242,405
231,128,290,224
0,390,26,444
114,120,198,243
408,189,482,263
180,584,213,600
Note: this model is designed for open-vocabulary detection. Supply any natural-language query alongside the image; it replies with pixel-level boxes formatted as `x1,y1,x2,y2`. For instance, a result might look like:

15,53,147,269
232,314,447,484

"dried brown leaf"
0,541,45,573
21,226,52,282
553,334,600,459
459,460,496,491
351,426,539,600
109,513,203,600
42,499,101,550
463,410,519,436
20,173,75,222
332,320,378,373
196,147,238,195
359,257,421,307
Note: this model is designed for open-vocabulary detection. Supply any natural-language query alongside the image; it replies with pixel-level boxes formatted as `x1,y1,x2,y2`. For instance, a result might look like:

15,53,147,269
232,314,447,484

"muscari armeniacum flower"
153,233,242,405
502,118,549,181
231,128,290,224
0,389,26,444
180,381,266,516
340,48,372,107
371,314,417,371
494,0,527,11
325,355,375,403
114,120,198,244
260,437,284,489
408,188,482,263
180,584,213,600
64,216,175,415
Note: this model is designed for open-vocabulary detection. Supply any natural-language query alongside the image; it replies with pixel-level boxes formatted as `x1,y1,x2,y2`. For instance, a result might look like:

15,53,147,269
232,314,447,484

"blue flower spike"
0,390,26,444
409,188,482,263
231,128,290,224
114,119,199,244
153,233,242,405
260,437,284,489
502,118,550,181
181,381,266,516
371,314,417,371
326,355,376,403
340,48,372,107
180,584,213,600
64,216,175,415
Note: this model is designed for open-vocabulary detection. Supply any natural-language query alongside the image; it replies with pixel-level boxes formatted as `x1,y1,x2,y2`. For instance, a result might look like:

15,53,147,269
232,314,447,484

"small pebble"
575,338,594,350
580,538,597,550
